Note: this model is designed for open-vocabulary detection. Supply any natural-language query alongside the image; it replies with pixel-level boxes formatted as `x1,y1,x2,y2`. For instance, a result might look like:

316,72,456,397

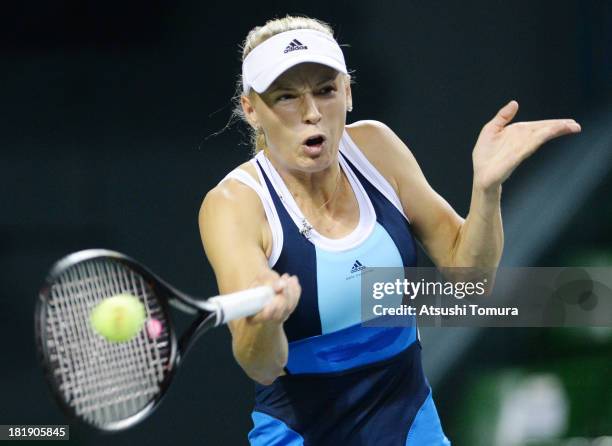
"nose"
301,93,322,124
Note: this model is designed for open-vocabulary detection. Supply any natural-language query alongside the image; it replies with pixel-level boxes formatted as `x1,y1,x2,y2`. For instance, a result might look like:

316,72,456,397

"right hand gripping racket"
35,249,273,431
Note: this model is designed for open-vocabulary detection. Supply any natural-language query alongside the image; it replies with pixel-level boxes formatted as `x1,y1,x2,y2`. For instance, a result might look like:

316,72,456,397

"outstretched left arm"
453,100,581,268
348,101,580,269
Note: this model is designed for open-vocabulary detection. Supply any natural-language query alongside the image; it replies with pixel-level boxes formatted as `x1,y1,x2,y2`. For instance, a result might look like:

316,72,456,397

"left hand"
472,100,581,191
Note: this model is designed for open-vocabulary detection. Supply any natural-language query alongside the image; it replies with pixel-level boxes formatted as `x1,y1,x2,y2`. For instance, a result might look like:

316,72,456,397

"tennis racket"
35,249,273,432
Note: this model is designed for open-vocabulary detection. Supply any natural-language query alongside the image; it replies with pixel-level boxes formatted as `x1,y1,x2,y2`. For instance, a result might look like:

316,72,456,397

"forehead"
268,63,340,91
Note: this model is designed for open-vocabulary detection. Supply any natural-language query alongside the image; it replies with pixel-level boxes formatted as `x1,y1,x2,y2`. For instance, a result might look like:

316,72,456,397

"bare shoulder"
234,160,261,183
200,161,262,218
199,161,270,255
346,119,393,142
346,120,420,194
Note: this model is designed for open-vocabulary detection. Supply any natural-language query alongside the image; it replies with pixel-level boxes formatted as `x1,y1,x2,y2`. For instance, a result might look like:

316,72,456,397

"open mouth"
304,135,325,147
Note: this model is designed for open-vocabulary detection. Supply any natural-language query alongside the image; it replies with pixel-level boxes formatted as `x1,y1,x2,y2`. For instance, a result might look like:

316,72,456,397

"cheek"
259,108,294,135
324,94,347,114
264,117,301,151
323,100,348,129
267,107,303,135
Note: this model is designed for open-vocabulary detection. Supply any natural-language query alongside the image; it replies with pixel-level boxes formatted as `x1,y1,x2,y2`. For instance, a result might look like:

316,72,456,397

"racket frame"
35,249,218,432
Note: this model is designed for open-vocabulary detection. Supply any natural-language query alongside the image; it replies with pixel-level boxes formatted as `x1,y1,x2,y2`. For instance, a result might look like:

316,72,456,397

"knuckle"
261,307,273,320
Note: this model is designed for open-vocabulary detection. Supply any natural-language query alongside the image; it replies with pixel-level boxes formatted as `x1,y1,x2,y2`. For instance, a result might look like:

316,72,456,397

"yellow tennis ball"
90,293,146,342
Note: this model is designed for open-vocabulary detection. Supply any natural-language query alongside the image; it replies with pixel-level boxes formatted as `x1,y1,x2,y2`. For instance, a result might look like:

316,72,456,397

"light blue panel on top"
315,223,404,334
405,389,452,445
249,411,304,446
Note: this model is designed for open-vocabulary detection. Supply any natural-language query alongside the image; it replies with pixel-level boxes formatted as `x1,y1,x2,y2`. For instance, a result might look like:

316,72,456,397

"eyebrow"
270,73,339,92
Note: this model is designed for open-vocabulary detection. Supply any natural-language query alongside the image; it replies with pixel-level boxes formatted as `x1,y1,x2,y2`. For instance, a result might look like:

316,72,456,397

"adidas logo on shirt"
284,39,308,53
351,260,366,274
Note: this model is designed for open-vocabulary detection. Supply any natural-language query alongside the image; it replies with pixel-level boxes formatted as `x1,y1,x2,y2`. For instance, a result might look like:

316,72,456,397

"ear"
344,75,353,112
240,94,259,129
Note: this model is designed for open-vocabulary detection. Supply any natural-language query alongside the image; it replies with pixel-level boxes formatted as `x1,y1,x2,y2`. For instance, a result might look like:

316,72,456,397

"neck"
263,150,343,211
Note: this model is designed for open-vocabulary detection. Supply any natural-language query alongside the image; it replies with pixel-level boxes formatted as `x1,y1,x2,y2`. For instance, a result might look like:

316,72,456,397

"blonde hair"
233,16,336,153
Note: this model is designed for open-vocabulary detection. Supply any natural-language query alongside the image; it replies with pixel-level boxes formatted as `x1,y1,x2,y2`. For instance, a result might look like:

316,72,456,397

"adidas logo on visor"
284,39,308,53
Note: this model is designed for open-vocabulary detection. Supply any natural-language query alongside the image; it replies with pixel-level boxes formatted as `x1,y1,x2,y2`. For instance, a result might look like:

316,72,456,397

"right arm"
198,176,301,385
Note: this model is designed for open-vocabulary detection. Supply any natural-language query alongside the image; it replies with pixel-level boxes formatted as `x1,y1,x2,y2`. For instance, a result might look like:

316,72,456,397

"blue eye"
318,86,336,95
276,94,295,102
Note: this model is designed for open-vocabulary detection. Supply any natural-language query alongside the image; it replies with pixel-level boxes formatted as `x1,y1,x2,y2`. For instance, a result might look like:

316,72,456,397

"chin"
298,146,337,172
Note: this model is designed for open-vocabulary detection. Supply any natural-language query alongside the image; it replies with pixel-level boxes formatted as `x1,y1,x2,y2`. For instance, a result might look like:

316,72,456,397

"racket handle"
207,286,274,325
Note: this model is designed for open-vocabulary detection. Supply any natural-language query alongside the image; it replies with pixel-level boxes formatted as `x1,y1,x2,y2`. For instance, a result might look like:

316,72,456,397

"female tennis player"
199,16,581,445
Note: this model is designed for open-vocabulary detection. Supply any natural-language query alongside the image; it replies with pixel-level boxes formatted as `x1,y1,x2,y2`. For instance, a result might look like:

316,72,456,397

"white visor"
242,29,347,94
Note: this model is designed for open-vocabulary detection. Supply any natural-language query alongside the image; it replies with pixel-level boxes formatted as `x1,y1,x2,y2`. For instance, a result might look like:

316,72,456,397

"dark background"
1,1,611,444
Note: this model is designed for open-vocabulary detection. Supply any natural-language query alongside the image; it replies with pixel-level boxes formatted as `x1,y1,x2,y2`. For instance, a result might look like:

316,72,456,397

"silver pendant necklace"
263,154,341,240
298,218,314,239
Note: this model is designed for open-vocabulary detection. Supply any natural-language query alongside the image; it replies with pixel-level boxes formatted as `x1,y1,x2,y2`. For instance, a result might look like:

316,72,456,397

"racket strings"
87,262,148,421
44,259,171,428
51,262,141,424
98,262,154,414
